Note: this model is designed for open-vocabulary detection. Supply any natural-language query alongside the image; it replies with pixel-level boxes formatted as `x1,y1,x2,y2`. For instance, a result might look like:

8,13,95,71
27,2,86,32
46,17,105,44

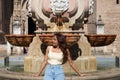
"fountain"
85,34,116,47
4,0,117,78
5,34,34,47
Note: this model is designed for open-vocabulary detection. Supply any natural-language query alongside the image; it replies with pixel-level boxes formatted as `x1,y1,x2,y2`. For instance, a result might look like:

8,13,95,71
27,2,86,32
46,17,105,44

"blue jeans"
44,64,65,80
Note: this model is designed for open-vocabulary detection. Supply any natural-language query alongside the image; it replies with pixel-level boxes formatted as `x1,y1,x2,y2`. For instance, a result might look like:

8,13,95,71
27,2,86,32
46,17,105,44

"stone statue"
22,0,94,27
50,0,69,15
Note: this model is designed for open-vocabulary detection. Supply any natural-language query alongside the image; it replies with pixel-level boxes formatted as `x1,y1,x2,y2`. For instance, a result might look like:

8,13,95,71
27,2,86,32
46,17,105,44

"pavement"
0,67,120,80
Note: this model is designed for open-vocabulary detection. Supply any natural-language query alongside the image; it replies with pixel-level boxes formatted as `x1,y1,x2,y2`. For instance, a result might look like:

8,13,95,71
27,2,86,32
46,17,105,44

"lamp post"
96,15,105,34
96,15,105,55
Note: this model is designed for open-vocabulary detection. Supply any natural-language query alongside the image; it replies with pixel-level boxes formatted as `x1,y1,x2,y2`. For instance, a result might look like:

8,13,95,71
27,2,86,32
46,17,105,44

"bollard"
115,56,119,67
4,56,9,67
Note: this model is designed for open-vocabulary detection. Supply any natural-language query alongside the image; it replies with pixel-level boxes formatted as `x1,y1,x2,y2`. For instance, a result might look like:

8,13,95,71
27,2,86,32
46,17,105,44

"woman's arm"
66,49,86,76
33,46,50,76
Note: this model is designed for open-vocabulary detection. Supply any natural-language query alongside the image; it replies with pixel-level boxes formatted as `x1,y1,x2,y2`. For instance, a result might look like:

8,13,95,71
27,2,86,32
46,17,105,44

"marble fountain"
3,0,118,80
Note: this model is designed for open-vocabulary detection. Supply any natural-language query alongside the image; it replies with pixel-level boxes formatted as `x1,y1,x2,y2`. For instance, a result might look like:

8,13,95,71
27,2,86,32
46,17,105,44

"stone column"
0,0,5,44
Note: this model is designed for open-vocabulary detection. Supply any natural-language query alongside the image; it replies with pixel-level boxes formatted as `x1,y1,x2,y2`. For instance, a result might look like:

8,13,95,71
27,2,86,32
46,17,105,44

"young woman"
33,33,87,80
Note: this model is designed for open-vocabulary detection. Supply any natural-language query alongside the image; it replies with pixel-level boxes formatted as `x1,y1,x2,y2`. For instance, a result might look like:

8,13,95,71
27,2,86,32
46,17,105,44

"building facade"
0,0,120,55
0,0,13,44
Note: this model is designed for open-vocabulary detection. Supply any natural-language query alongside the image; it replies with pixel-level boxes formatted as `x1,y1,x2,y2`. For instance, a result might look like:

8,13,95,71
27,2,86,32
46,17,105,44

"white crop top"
48,46,63,65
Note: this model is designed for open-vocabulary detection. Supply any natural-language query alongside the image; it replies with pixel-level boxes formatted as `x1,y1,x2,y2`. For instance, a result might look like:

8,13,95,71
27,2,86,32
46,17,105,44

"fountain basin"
5,34,35,47
34,31,85,46
5,34,116,47
38,33,81,46
85,34,117,47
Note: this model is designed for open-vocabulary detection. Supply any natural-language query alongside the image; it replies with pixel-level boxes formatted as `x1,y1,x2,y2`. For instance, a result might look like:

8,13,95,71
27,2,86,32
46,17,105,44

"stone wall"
3,0,13,34
95,0,120,55
87,0,97,34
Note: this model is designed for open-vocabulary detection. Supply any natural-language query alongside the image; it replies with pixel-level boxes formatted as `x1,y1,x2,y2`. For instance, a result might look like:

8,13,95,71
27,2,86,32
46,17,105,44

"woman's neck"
53,46,59,49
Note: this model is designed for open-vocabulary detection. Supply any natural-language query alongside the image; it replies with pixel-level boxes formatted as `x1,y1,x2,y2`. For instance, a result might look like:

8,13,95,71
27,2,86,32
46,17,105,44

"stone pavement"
0,67,120,80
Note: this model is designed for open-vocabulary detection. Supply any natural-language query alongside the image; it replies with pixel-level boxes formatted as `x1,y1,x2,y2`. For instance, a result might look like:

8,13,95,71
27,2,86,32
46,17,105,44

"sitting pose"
33,33,87,80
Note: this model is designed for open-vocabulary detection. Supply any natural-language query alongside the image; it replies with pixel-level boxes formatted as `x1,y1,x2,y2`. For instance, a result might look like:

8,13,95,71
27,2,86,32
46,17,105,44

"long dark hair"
54,33,68,64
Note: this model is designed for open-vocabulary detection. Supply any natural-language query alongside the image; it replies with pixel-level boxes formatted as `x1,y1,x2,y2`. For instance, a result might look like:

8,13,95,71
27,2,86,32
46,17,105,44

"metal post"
4,56,9,67
115,56,119,67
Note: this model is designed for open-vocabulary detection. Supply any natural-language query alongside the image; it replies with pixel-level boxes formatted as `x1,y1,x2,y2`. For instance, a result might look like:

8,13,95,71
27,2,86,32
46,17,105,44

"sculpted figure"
21,0,94,29
50,0,69,15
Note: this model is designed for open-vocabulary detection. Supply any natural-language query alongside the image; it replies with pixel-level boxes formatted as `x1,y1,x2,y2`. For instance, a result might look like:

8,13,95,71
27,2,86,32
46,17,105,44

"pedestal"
24,56,97,73
24,56,43,73
63,56,97,73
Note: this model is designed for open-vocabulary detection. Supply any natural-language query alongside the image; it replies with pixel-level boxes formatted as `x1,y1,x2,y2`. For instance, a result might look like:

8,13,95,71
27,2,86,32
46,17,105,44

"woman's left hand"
79,73,89,77
31,73,40,77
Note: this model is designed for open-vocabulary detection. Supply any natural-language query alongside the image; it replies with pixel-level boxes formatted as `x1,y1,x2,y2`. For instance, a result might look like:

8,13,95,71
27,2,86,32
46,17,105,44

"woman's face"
52,36,59,47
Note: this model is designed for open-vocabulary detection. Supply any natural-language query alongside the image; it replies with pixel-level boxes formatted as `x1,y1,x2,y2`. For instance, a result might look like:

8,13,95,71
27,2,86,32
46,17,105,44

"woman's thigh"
55,73,65,80
44,75,53,80
44,64,65,80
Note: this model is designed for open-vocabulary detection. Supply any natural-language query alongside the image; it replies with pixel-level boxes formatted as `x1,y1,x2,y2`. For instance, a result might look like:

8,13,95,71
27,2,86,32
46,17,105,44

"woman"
33,33,87,80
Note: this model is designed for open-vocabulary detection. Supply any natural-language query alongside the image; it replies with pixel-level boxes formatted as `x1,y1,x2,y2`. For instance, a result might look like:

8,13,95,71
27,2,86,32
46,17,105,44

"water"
96,56,118,70
0,56,24,72
0,56,119,72
0,57,4,67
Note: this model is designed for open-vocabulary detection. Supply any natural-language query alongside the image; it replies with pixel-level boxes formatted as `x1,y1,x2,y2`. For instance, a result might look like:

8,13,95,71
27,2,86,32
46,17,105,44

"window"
116,0,119,4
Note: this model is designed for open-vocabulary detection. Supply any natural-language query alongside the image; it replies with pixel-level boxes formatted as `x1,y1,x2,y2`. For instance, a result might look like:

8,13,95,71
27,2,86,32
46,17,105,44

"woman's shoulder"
45,46,52,54
46,46,52,50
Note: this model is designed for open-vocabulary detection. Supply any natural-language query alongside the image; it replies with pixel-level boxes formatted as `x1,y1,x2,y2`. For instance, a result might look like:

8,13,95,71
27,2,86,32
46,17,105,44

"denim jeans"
44,64,65,80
